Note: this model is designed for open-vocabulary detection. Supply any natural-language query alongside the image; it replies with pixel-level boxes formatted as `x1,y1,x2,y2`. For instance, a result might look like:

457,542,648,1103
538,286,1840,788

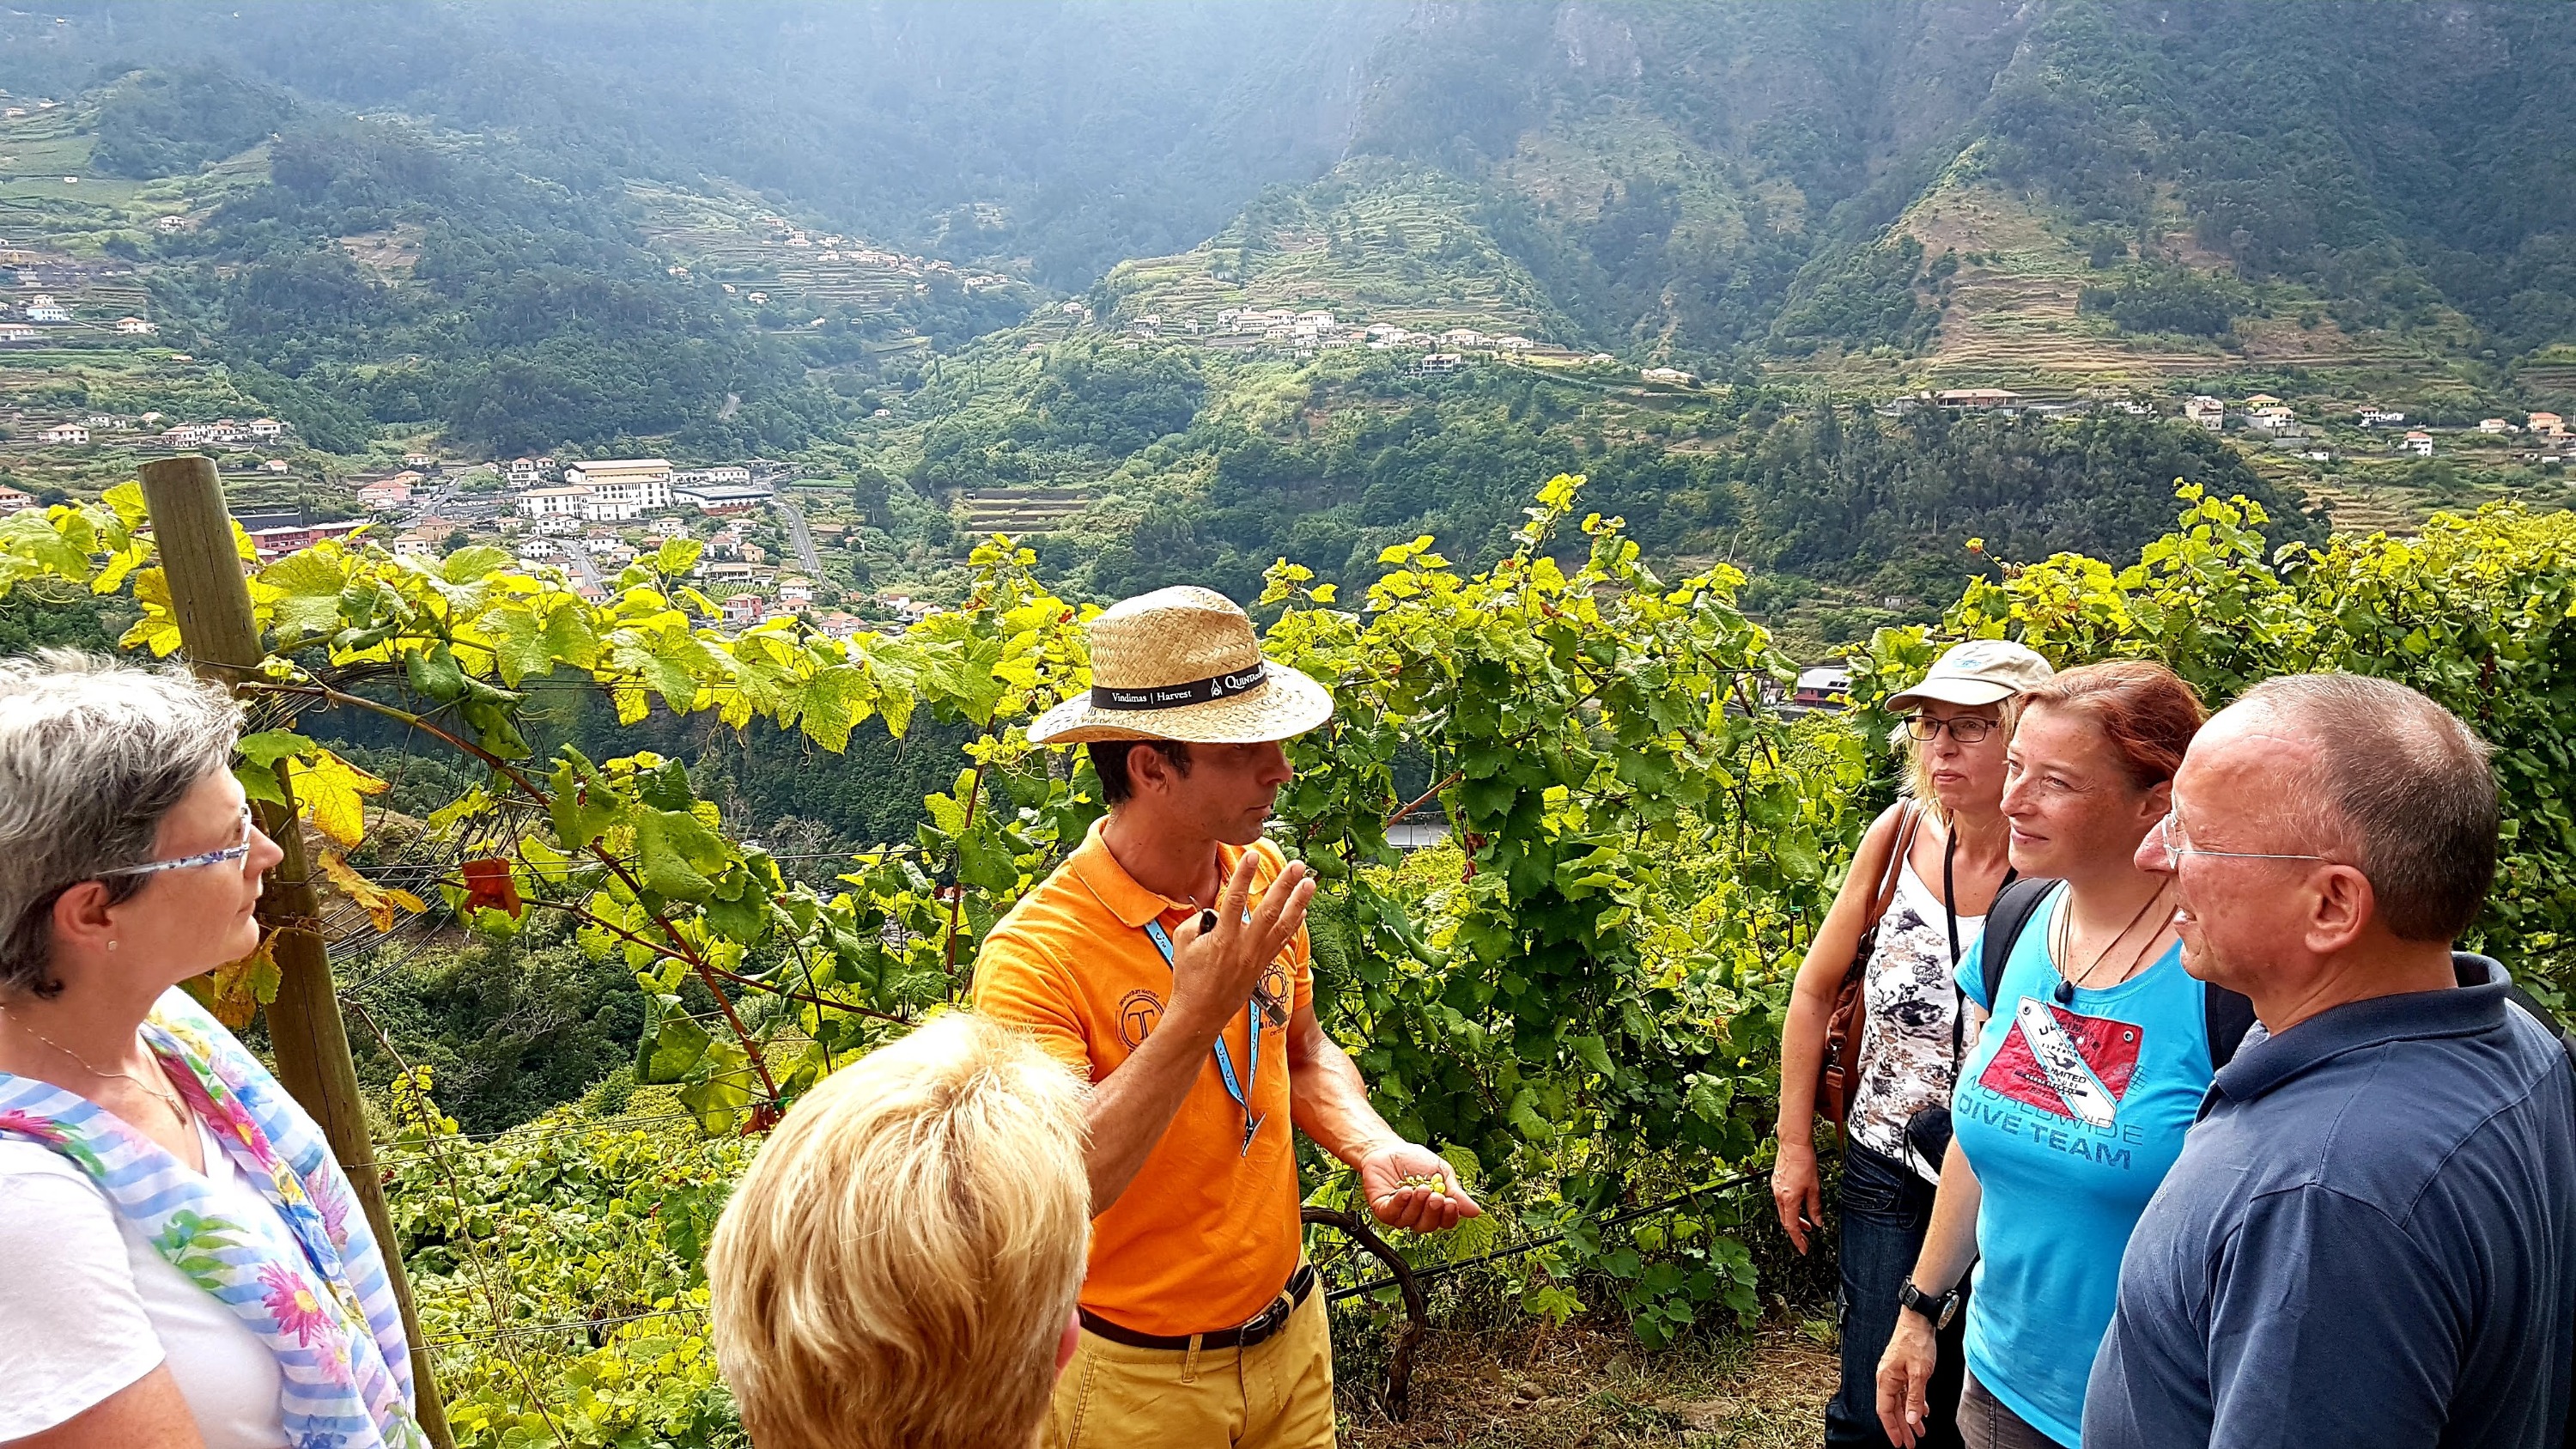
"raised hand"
1164,850,1312,1037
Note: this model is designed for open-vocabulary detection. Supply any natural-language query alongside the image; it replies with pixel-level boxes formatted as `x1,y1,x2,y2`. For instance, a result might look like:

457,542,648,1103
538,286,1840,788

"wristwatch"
1899,1277,1962,1330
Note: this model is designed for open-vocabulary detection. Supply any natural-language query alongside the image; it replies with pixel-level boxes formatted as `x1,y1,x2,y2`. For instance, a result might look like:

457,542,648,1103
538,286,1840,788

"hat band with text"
1091,663,1269,710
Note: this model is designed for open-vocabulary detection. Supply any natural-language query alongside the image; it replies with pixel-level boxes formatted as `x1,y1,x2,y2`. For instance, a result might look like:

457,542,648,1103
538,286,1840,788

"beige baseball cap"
1885,639,2056,711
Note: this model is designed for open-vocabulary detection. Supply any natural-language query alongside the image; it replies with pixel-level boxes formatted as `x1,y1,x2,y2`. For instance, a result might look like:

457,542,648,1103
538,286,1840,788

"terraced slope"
629,181,1022,328
1097,160,1575,344
1872,181,2451,389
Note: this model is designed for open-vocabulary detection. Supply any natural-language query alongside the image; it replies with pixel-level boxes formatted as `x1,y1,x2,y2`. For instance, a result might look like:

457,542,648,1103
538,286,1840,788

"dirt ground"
1339,1317,1837,1448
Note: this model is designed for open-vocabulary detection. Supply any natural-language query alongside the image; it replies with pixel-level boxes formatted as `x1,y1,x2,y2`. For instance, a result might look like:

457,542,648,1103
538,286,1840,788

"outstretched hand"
1359,1142,1484,1232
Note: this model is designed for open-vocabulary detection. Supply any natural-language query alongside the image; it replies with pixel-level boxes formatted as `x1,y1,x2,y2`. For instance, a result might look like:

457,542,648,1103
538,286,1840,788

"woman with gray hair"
0,652,426,1449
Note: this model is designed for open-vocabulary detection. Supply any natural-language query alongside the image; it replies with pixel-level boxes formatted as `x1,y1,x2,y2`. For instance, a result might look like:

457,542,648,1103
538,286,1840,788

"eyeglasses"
97,806,259,879
1905,714,1999,744
2150,813,2330,864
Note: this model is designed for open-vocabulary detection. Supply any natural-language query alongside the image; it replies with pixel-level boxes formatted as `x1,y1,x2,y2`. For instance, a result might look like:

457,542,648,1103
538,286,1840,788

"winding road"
773,490,824,575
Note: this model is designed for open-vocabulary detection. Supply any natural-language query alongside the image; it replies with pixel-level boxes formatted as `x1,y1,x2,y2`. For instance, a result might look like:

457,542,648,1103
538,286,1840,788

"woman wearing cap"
1777,640,2052,1449
0,652,426,1448
1877,661,2225,1449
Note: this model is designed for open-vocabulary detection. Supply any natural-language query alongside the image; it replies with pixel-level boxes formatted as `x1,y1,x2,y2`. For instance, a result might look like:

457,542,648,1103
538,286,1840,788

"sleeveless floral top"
1847,852,1984,1180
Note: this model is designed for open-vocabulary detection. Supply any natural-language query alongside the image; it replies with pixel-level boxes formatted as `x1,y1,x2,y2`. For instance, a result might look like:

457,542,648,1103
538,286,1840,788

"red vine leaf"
459,857,524,918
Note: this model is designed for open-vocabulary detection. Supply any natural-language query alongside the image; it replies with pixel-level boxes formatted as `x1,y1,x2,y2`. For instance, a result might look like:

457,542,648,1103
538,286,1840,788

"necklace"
2051,882,2173,1005
0,1010,187,1123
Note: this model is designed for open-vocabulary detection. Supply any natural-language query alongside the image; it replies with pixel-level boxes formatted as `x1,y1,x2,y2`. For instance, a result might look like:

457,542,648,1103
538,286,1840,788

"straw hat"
1886,639,2056,711
1025,586,1336,746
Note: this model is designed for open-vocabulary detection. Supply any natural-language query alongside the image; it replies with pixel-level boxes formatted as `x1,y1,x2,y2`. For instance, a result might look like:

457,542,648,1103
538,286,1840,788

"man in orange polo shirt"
976,585,1479,1448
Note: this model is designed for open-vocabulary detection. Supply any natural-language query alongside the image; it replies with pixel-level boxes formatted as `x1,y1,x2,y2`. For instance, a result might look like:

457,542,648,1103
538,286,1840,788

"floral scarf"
0,987,424,1449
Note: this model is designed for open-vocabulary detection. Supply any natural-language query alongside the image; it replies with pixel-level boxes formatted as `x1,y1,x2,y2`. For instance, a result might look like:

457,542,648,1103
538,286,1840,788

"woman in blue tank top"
1876,661,2210,1449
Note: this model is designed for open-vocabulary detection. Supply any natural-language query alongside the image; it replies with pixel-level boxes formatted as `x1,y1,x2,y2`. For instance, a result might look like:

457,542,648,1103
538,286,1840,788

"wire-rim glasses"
1904,713,1998,744
96,805,258,878
2152,813,2330,864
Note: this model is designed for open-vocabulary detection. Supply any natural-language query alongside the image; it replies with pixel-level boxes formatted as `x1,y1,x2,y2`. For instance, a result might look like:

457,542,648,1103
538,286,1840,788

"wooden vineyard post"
138,456,457,1449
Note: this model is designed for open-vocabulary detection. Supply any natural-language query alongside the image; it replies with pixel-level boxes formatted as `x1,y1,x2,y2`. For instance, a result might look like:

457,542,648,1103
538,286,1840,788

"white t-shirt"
0,1115,292,1446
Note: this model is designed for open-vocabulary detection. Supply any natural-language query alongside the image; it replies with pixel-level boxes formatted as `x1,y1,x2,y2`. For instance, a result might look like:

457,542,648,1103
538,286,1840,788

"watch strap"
1899,1277,1961,1328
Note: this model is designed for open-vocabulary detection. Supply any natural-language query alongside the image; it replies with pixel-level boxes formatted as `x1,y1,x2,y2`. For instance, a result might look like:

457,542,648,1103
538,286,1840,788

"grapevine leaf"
292,747,387,848
439,545,513,583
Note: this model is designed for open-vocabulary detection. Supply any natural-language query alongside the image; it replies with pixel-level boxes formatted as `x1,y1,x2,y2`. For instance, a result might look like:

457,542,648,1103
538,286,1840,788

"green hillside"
1096,160,1577,346
1,2,2570,648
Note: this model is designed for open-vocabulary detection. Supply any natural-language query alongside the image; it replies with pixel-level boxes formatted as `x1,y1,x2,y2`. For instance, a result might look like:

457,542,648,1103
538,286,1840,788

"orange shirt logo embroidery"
1116,989,1163,1049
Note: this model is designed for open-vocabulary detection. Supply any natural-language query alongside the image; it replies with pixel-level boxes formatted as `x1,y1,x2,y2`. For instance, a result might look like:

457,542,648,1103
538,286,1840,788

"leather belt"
1078,1264,1315,1352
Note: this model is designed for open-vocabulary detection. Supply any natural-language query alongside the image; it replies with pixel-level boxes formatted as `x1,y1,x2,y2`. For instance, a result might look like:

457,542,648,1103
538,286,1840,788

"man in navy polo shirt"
2085,673,2576,1449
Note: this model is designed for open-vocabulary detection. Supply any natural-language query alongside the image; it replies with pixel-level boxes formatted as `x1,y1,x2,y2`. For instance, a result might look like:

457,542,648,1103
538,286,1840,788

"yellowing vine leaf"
293,747,388,847
191,931,281,1029
318,851,428,933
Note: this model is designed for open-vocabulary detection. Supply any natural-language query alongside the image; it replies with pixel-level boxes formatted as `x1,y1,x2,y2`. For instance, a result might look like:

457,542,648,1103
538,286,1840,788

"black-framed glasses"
1905,714,1998,744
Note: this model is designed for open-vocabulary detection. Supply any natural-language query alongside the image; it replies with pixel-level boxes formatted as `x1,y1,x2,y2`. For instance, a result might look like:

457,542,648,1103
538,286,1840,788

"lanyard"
1142,917,1264,1154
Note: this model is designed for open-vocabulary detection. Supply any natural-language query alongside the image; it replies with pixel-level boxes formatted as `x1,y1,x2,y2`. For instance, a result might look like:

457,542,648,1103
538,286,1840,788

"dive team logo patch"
1116,989,1163,1049
1978,997,2143,1128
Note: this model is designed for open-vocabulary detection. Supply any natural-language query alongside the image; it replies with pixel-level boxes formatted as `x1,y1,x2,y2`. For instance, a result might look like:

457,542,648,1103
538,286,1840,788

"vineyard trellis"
9,459,2576,1446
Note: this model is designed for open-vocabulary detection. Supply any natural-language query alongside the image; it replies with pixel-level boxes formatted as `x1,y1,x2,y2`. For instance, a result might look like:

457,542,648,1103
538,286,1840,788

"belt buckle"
1239,1296,1289,1343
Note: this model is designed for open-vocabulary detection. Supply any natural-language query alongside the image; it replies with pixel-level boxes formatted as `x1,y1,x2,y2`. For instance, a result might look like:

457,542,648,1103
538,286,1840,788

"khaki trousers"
1048,1282,1336,1448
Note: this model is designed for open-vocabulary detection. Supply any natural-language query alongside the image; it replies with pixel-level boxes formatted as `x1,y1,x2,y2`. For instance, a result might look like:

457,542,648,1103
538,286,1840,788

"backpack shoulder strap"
1980,877,2057,1008
2203,985,2259,1070
2497,980,2576,1077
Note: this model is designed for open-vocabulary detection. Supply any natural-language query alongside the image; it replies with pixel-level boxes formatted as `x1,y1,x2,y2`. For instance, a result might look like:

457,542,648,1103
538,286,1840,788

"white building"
672,466,751,487
779,577,814,607
2184,395,2226,431
2402,430,2435,457
356,479,414,511
2478,417,2513,435
24,304,70,323
37,423,88,445
115,316,155,334
0,485,38,514
246,417,283,438
0,324,40,343
517,484,591,520
561,460,672,521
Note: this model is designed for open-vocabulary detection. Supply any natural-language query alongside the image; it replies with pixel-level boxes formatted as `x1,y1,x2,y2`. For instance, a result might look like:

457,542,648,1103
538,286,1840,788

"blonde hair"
708,1013,1091,1449
1891,694,2022,827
